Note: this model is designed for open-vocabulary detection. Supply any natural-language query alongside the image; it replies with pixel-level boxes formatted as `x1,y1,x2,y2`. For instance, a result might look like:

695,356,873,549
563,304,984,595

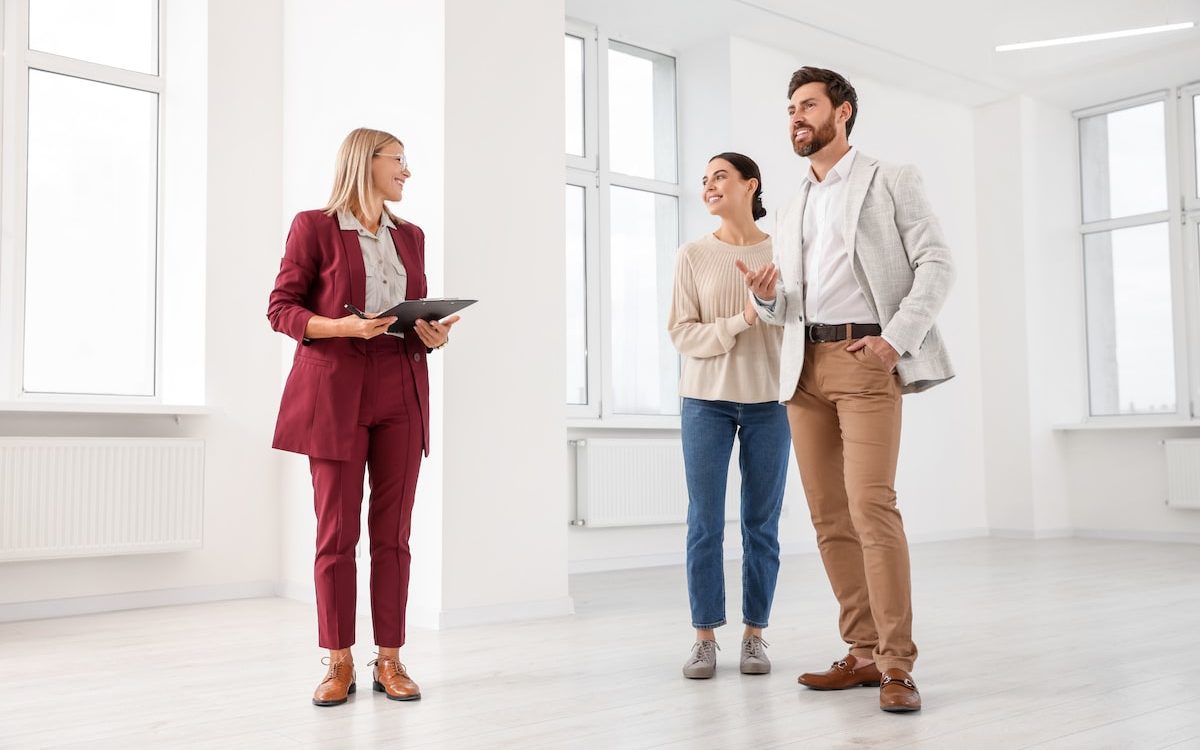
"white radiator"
572,438,742,527
0,438,205,561
1165,438,1200,510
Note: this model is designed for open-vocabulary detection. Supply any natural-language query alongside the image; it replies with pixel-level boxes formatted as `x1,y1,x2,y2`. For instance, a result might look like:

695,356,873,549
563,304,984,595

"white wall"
975,97,1038,533
275,0,447,631
971,94,1196,540
568,33,989,572
1066,430,1200,541
277,0,571,629
438,0,571,623
0,0,284,617
978,95,1085,537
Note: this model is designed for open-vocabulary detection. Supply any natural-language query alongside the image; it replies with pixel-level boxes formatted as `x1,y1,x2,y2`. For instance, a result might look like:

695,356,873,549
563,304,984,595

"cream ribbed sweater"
667,233,782,403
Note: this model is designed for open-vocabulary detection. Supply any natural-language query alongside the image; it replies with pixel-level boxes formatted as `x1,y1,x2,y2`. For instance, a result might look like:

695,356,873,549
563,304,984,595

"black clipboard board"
378,298,477,333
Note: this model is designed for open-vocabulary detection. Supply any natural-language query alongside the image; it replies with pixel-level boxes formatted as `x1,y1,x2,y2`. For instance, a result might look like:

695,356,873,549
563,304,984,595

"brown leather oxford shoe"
312,657,356,707
370,655,421,701
879,668,922,712
798,655,883,690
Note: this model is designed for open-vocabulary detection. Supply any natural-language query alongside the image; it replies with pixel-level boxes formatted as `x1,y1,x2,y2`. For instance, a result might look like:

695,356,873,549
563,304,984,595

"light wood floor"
3,538,1200,749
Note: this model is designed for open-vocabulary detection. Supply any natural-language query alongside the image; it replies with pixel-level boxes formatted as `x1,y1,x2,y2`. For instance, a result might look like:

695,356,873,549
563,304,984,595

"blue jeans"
681,397,791,629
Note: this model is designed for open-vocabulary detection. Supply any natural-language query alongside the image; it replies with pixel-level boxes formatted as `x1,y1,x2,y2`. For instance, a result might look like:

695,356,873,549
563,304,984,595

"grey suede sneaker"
740,635,770,674
682,639,719,679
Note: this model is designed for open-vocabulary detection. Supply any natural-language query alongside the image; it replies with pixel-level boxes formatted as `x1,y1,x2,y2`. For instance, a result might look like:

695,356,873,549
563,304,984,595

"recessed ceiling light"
996,21,1194,52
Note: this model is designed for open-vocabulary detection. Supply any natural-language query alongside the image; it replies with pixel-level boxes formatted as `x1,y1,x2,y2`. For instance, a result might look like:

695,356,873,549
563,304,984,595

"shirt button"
382,280,388,284
413,352,421,363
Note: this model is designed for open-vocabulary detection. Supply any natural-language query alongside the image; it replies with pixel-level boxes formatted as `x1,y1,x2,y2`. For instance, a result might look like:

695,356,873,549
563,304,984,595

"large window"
565,21,680,422
1077,86,1200,419
2,0,165,401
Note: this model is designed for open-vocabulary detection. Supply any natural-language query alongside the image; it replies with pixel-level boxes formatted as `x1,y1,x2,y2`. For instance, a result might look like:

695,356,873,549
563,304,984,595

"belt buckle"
807,325,819,343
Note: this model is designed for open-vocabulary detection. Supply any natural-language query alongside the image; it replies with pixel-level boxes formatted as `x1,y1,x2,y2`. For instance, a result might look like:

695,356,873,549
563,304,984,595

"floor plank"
1,538,1198,749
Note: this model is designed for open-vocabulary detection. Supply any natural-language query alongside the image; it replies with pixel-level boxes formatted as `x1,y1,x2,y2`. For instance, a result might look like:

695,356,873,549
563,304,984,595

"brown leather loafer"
370,655,421,701
879,668,921,712
797,655,883,690
312,658,356,707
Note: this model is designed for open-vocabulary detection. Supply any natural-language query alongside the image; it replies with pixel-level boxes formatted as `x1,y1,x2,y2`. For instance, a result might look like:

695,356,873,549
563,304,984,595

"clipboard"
375,298,477,333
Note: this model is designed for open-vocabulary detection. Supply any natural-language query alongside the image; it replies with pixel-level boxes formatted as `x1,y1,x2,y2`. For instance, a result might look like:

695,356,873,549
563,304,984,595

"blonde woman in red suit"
267,128,459,707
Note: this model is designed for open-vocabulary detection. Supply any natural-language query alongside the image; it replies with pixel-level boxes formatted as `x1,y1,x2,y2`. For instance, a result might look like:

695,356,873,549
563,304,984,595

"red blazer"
267,210,430,460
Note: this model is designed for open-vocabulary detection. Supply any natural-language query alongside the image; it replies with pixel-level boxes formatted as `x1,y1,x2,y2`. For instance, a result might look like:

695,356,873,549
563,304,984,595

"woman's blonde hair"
323,127,405,224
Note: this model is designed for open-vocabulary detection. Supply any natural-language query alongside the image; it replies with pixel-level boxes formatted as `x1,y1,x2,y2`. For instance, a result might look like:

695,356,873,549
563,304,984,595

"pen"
343,303,368,319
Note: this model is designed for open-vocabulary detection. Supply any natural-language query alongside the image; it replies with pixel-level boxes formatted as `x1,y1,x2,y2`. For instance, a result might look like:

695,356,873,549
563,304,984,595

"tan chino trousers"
787,338,916,673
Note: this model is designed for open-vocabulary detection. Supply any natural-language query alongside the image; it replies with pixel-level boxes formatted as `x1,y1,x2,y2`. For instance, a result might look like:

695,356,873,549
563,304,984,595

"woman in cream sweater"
668,152,790,679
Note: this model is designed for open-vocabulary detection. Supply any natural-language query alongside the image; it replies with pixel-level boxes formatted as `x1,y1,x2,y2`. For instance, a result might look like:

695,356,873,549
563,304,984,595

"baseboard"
275,579,315,604
1073,528,1200,545
989,527,1075,540
570,552,686,574
0,581,277,623
569,527,991,574
909,527,991,543
434,596,575,629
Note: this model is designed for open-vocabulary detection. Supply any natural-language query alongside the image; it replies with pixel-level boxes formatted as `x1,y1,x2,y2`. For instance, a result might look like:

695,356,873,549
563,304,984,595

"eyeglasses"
374,151,408,171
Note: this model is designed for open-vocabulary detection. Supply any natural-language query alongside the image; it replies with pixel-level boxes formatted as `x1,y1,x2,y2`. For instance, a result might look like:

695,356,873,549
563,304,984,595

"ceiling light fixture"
996,21,1194,52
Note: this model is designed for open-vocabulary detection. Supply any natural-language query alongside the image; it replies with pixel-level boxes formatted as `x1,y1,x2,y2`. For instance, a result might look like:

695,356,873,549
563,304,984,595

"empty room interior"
2,0,1200,747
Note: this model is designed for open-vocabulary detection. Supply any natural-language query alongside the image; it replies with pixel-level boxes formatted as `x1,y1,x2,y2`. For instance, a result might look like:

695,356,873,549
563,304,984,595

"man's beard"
792,114,837,157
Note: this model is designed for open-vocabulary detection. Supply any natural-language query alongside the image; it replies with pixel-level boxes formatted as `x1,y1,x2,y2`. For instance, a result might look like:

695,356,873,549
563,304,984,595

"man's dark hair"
787,67,858,136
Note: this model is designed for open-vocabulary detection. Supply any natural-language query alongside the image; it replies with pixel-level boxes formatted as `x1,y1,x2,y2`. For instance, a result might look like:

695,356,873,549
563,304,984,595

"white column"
974,96,1081,537
278,0,570,628
438,0,571,625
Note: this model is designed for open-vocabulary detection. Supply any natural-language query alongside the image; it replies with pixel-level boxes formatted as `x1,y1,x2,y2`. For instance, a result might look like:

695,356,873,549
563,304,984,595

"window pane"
609,186,679,415
29,0,158,74
607,42,676,182
565,35,584,157
1194,95,1199,199
1083,223,1175,415
24,71,158,396
1079,101,1167,222
566,185,588,405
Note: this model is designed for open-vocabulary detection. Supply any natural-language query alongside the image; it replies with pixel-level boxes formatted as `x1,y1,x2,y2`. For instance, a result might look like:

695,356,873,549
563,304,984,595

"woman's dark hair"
709,152,766,221
787,66,858,136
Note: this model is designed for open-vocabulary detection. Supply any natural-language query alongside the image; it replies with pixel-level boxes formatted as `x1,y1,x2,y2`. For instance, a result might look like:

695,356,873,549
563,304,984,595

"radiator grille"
572,438,740,527
0,438,205,561
1165,438,1200,510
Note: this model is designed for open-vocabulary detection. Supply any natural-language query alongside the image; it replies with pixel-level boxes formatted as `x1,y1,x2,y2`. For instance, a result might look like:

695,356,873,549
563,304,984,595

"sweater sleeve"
667,249,752,358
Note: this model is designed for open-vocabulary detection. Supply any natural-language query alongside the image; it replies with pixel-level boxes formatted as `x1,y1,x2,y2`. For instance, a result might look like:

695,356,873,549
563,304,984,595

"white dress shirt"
801,147,876,326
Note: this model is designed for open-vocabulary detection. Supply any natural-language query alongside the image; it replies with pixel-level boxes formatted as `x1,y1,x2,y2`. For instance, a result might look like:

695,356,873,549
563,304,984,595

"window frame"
0,0,166,406
1074,86,1197,423
565,19,682,428
1180,81,1200,420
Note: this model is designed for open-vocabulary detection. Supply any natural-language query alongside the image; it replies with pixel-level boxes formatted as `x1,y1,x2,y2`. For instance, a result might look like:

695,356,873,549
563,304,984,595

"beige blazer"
753,152,955,400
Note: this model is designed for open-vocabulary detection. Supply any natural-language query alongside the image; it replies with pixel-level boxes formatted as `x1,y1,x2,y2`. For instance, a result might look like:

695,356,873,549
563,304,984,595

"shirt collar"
337,209,396,236
804,146,857,186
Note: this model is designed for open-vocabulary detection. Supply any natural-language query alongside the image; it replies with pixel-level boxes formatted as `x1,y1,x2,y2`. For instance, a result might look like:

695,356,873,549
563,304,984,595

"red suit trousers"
308,335,423,650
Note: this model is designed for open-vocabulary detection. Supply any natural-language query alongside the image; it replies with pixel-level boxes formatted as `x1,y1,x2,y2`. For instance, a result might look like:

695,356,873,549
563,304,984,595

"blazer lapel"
389,224,423,301
782,182,810,283
842,153,878,262
338,227,367,310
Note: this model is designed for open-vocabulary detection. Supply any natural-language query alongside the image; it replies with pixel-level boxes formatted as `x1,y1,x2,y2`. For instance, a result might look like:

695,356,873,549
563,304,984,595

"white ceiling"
566,0,1200,109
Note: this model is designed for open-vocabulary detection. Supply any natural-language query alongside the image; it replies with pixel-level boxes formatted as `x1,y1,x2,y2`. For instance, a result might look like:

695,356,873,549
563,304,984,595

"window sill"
0,400,209,416
1053,417,1200,432
567,416,681,431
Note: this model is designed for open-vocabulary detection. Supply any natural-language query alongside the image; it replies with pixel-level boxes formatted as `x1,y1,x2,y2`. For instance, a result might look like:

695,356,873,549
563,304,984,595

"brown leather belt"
805,323,882,343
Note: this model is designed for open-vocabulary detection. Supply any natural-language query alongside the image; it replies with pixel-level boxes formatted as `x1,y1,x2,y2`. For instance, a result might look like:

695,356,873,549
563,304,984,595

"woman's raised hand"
734,259,779,301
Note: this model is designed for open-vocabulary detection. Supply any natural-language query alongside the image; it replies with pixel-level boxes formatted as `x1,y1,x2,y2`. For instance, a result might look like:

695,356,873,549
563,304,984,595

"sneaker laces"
742,635,769,658
691,639,719,662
